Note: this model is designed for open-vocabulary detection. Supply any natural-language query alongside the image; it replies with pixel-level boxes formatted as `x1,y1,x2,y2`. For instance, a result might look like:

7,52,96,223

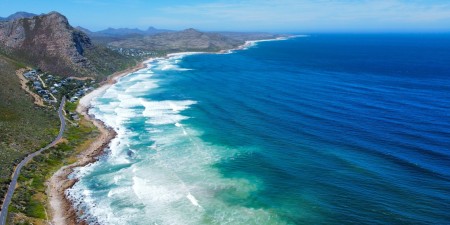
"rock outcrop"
0,11,135,78
0,12,96,76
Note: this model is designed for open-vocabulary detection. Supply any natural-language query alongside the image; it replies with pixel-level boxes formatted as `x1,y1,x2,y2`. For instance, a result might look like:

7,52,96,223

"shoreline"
47,59,152,225
47,36,296,225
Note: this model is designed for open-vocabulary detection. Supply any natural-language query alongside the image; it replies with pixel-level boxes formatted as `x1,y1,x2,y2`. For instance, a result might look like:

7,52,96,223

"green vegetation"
8,117,99,224
0,55,58,206
64,101,77,112
106,28,243,53
0,34,138,210
9,41,137,82
84,45,137,81
0,12,143,224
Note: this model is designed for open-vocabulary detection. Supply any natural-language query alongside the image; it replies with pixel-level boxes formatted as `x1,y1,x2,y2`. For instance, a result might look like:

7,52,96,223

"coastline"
47,36,295,225
47,59,153,225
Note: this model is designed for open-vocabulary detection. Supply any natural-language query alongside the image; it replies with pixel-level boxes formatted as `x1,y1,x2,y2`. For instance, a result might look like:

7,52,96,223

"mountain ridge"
107,28,241,52
0,11,135,79
107,27,283,53
0,11,37,21
87,26,173,37
0,11,285,77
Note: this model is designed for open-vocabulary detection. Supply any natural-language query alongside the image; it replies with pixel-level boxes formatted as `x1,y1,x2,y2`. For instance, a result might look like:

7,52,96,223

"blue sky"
1,0,450,32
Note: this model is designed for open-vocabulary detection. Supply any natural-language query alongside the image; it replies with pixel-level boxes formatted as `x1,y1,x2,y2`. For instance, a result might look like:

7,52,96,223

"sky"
1,0,450,33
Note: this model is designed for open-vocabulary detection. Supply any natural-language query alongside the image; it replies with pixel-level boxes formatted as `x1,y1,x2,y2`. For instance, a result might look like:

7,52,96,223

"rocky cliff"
0,12,134,78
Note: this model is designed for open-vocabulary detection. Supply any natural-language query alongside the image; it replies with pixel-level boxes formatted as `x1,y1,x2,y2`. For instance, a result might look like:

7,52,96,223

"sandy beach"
45,38,292,224
47,59,152,225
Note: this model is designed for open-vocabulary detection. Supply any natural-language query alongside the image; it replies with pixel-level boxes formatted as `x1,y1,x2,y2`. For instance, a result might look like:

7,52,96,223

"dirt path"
37,75,47,88
16,69,45,107
67,76,95,81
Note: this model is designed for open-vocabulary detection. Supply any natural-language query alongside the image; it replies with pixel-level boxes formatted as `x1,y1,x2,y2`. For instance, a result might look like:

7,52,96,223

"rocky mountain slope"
0,12,135,79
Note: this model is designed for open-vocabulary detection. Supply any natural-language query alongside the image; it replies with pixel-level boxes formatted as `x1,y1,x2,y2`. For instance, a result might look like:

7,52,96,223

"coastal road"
0,97,66,225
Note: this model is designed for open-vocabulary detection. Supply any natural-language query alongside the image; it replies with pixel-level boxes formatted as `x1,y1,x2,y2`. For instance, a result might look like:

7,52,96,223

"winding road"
0,97,66,225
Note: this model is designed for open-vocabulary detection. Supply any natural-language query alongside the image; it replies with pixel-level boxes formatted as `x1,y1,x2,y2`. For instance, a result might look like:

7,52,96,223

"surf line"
153,117,203,209
174,120,204,209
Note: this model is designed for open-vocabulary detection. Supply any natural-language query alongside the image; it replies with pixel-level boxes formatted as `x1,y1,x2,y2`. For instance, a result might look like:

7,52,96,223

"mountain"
0,11,135,78
108,28,245,52
94,26,172,37
0,11,136,208
0,11,37,21
0,11,93,75
75,26,282,53
145,26,172,35
97,27,144,36
75,26,94,35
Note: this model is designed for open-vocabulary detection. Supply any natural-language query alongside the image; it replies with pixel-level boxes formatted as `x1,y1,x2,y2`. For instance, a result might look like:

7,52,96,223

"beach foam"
142,100,196,125
67,52,286,225
154,54,195,71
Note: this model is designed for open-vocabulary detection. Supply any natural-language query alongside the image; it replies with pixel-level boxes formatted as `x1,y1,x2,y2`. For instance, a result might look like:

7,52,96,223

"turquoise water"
68,35,450,224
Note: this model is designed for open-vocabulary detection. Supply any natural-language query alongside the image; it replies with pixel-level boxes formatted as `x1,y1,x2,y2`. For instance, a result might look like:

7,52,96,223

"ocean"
67,34,450,225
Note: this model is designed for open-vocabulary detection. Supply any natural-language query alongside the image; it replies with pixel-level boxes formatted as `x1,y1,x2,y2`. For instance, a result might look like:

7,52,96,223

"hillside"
0,54,58,207
108,28,244,53
0,11,137,209
0,12,136,80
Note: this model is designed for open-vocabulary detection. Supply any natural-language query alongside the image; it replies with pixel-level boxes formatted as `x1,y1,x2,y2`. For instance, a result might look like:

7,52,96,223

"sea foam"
67,54,284,225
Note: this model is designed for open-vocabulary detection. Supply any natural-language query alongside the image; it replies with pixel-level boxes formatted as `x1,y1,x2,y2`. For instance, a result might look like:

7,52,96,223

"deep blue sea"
68,34,450,225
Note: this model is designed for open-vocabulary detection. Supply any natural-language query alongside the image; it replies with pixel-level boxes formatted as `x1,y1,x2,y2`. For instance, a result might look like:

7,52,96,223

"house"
69,112,80,120
50,87,58,94
24,70,37,78
24,72,33,78
70,97,79,102
72,114,80,120
76,90,85,96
